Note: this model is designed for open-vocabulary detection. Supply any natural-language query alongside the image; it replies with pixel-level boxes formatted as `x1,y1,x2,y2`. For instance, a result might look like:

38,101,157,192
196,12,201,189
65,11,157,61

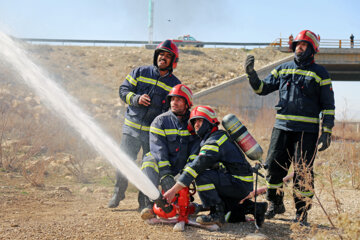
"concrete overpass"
275,38,360,81
194,42,360,119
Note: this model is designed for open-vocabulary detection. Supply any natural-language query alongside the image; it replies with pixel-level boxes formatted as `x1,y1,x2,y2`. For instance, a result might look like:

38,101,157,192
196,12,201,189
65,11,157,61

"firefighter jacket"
119,65,181,139
250,60,335,133
149,110,200,180
178,130,253,187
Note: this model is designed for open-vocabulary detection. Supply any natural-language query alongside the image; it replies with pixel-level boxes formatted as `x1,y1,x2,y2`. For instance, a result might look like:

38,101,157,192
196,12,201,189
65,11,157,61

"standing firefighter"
244,30,335,226
139,84,200,219
163,106,268,227
109,40,181,209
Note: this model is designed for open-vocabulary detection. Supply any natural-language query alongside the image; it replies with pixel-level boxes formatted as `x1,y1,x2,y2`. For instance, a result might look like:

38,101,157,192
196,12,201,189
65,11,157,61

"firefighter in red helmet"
163,106,268,228
108,40,181,210
244,30,335,226
138,84,201,220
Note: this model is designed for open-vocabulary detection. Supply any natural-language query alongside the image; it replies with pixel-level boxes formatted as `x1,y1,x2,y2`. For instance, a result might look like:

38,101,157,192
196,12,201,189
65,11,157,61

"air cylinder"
222,114,263,161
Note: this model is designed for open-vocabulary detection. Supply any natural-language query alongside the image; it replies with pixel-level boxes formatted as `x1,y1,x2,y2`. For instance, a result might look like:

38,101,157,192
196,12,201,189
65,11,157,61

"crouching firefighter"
139,84,201,219
163,106,268,227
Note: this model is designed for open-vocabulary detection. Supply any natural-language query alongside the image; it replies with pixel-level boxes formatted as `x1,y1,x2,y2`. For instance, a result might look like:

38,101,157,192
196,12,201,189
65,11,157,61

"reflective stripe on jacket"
178,130,253,187
119,65,181,138
149,110,200,178
252,60,335,133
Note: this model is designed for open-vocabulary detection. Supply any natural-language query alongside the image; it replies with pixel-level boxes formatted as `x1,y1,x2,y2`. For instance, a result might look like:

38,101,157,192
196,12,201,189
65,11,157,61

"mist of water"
0,32,160,201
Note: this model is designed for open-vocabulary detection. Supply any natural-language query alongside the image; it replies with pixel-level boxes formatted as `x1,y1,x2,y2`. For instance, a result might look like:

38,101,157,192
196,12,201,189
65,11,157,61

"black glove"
160,175,176,192
244,55,255,74
318,131,331,151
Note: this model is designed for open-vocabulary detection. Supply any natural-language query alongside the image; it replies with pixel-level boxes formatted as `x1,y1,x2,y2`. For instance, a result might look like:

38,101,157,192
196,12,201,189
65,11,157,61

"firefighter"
108,40,181,209
163,106,268,227
244,30,335,226
139,84,201,219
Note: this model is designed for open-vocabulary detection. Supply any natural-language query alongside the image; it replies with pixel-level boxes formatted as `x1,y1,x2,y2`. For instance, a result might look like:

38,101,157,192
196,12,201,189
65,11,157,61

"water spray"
0,32,161,201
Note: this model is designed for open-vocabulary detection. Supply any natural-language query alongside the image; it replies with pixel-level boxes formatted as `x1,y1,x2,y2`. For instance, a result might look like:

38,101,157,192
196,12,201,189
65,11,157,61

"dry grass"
0,44,359,239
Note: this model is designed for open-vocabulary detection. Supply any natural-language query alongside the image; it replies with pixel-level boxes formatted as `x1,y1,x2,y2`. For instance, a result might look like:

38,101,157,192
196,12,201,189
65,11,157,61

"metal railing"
272,38,360,49
18,37,271,48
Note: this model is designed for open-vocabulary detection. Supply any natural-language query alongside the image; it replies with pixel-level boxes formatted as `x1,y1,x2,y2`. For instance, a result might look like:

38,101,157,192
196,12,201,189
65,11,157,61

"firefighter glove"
318,131,331,151
245,55,255,74
160,175,176,192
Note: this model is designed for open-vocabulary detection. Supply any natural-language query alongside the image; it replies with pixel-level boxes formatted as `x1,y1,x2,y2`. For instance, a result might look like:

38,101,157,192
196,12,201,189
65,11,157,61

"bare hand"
138,94,151,106
163,183,183,203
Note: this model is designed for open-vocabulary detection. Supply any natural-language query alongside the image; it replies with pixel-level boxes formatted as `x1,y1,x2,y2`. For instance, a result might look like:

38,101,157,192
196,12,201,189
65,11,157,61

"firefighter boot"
140,194,155,220
108,171,127,208
243,200,268,227
293,211,309,226
264,201,286,219
196,203,225,227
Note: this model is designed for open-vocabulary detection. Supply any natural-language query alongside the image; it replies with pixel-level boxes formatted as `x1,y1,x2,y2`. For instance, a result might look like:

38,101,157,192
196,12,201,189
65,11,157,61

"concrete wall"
193,55,293,119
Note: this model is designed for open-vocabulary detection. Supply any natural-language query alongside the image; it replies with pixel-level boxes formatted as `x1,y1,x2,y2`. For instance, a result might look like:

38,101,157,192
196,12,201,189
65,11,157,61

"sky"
0,0,359,120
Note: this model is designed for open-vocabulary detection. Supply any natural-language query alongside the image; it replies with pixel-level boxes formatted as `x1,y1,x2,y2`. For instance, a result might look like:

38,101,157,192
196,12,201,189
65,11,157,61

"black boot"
196,203,225,226
264,201,285,219
293,211,309,226
108,171,127,208
140,194,155,220
243,200,268,227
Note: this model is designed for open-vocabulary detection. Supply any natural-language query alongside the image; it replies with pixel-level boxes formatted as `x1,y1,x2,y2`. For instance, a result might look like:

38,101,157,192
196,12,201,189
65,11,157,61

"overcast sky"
0,0,359,120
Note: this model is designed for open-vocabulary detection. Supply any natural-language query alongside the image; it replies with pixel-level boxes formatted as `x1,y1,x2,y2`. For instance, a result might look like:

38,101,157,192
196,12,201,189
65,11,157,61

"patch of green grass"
95,176,113,187
20,191,28,195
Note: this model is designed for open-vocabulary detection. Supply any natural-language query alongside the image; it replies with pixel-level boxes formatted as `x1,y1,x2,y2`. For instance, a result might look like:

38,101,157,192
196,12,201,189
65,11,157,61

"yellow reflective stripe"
254,81,264,94
276,114,319,124
197,183,215,192
278,69,321,83
232,175,254,182
125,118,141,129
271,69,279,78
200,145,219,152
196,106,217,118
216,134,228,146
294,188,314,197
179,130,191,136
156,80,173,92
125,118,150,131
150,126,166,136
323,126,332,133
145,152,153,157
320,78,332,86
187,154,197,162
141,162,159,173
266,181,283,189
138,76,172,92
164,129,178,135
158,160,171,168
322,109,335,115
219,162,226,170
141,126,150,131
183,166,198,178
126,92,135,105
126,74,137,86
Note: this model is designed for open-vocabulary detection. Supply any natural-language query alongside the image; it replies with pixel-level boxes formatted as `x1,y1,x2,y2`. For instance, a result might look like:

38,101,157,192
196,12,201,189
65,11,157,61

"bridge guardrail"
271,38,360,49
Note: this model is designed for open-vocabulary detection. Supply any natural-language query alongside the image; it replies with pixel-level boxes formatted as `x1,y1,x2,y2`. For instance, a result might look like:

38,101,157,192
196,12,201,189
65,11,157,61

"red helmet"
292,30,320,53
167,84,193,107
154,39,179,70
189,106,219,127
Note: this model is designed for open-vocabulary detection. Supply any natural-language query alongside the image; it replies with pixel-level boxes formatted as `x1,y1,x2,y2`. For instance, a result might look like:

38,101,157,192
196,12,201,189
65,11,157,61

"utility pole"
148,0,154,44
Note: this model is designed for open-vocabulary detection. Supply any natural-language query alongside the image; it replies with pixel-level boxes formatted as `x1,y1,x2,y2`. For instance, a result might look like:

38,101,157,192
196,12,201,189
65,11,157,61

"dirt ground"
1,44,359,239
1,165,358,240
